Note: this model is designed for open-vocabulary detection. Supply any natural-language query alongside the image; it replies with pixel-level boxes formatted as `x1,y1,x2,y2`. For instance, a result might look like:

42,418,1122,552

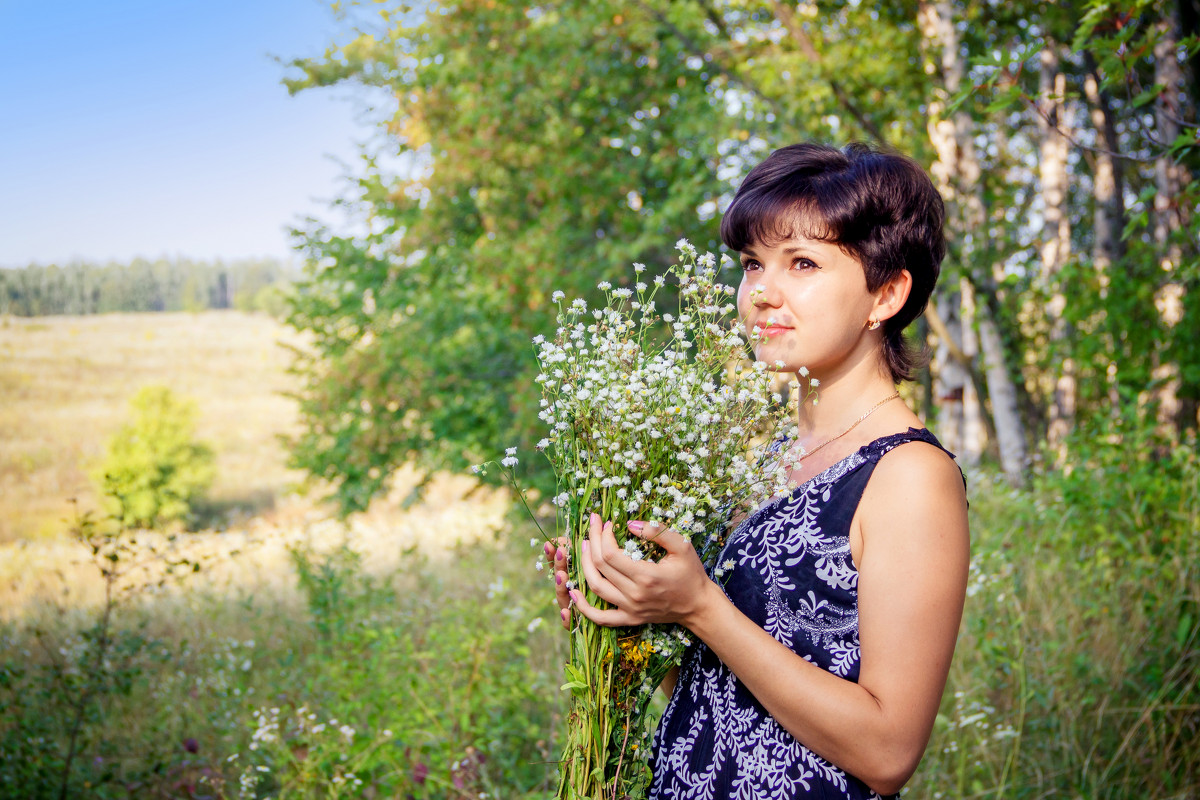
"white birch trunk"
1083,68,1123,411
918,0,1027,485
1152,14,1185,436
960,277,985,466
931,290,966,456
1038,45,1075,459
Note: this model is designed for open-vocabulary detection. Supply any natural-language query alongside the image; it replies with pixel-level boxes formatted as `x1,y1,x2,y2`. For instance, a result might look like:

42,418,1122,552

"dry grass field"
0,311,303,542
0,311,511,618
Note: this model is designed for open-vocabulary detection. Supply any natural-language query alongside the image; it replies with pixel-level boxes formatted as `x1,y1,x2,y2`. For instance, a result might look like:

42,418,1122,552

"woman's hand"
569,512,716,629
543,537,573,629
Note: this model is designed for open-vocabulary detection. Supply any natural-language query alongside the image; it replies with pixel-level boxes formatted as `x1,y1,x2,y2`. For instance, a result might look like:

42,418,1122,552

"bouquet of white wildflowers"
482,240,802,800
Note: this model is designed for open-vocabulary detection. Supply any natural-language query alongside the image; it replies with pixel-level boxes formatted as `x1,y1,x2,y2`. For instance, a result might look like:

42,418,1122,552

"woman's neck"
793,366,898,440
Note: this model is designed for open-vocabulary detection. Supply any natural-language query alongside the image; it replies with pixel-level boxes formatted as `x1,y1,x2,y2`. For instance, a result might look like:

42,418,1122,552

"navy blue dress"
649,428,956,800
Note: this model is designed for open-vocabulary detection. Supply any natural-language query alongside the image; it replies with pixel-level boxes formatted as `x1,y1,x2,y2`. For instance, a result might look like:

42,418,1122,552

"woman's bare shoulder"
860,434,969,541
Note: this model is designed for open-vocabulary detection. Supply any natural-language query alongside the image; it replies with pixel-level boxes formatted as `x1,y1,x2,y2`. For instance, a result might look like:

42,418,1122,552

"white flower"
623,539,646,561
505,446,517,456
501,456,518,467
798,366,809,377
809,378,820,387
530,537,539,547
552,290,565,302
598,280,612,290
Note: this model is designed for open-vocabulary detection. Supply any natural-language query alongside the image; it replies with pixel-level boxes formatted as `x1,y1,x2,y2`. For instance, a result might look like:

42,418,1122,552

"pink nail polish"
555,573,564,586
556,547,566,561
627,520,644,533
560,608,568,621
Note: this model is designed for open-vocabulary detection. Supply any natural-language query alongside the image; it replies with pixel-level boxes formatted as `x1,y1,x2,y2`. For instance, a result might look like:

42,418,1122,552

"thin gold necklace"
796,392,901,462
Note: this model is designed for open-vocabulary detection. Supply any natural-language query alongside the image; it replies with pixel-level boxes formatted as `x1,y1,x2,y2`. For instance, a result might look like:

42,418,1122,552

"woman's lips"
755,325,793,337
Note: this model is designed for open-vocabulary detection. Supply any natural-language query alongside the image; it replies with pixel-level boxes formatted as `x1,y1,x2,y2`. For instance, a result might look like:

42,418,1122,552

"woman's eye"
740,260,762,271
792,258,818,270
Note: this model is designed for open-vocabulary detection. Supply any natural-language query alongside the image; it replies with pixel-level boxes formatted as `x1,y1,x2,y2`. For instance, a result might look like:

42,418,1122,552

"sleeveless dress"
649,427,956,800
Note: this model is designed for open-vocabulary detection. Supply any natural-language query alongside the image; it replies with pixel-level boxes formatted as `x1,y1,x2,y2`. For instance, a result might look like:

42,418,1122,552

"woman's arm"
571,442,969,795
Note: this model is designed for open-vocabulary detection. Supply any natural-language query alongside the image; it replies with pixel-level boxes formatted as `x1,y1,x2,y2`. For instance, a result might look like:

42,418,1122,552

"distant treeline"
0,257,294,317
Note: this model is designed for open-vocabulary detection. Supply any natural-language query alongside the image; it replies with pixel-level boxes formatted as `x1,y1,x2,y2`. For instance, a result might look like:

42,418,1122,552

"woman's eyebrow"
780,244,821,256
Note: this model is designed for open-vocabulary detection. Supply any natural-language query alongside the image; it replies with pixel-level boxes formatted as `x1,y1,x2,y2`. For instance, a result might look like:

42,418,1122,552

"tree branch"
771,1,886,143
692,0,730,39
634,1,802,138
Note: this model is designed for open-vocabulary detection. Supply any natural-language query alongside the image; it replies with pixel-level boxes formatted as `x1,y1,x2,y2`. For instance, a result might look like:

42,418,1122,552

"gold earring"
867,318,881,331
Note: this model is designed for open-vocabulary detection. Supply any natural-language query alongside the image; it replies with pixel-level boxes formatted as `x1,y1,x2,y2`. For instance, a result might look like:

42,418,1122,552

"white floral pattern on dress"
651,429,950,800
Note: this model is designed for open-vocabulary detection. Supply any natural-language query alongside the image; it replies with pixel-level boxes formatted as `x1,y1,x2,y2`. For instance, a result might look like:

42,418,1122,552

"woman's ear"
873,269,913,323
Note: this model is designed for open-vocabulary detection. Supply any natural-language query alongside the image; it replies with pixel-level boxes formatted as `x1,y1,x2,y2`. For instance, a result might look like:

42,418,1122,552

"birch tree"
1037,44,1075,457
918,0,1028,485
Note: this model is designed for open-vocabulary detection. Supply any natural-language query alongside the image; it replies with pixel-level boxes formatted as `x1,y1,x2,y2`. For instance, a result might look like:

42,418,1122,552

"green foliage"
94,385,215,530
0,502,212,800
282,0,933,515
1,474,1196,797
910,435,1200,799
232,542,561,798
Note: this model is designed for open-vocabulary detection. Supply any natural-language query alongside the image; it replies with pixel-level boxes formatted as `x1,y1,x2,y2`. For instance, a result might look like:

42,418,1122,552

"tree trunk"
1083,60,1126,413
931,289,966,456
918,0,1028,485
1152,12,1186,437
960,277,986,466
977,298,1028,487
1038,44,1075,460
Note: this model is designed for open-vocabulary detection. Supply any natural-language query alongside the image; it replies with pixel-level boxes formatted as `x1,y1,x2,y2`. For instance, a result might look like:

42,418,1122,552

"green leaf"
1132,85,1164,108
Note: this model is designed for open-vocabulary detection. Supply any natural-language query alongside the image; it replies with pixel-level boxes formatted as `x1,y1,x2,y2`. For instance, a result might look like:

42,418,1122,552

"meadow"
0,312,1197,799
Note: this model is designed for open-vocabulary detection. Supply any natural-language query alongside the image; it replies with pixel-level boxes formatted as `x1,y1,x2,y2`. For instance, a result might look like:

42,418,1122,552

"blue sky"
0,0,381,266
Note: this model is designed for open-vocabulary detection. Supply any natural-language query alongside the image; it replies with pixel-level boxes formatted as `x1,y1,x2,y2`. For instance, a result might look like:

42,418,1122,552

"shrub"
94,385,215,530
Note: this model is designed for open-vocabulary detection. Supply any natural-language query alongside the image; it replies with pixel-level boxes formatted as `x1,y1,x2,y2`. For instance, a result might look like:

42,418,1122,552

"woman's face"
735,232,881,379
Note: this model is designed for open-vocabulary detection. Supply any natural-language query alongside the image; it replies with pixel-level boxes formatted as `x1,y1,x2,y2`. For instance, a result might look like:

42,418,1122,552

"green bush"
230,542,562,798
93,385,215,530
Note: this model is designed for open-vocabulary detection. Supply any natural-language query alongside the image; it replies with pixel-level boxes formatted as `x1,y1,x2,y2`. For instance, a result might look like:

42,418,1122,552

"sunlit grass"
0,311,304,543
1,312,1196,799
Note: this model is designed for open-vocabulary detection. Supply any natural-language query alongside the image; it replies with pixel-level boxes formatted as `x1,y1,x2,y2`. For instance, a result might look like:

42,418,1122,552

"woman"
548,142,969,798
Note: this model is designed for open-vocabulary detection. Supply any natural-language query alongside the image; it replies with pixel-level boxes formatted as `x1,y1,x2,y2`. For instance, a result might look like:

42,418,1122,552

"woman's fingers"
628,520,691,556
563,515,703,629
545,536,572,629
569,587,639,628
585,514,643,598
579,538,630,609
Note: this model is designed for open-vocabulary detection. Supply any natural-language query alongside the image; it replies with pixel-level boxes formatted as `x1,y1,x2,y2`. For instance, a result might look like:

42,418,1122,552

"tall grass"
911,435,1200,799
0,517,564,799
1,308,1194,797
2,453,1195,798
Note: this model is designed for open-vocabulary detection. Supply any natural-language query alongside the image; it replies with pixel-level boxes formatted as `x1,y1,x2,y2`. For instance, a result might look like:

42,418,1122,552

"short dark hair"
720,142,946,383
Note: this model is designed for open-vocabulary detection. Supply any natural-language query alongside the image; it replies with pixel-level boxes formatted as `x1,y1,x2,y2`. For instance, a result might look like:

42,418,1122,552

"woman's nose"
750,276,782,307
